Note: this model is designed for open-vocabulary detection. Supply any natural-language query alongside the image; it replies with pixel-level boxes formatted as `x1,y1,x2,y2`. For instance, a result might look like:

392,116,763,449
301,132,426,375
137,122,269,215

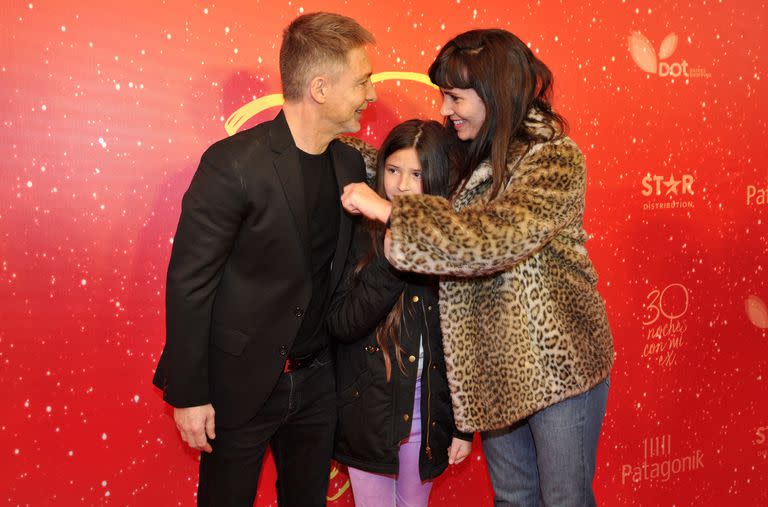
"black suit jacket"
153,111,365,428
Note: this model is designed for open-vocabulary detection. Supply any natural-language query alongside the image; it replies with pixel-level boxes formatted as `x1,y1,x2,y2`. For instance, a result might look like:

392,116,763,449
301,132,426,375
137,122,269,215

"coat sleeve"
387,138,586,277
327,229,406,344
337,135,377,186
453,429,475,442
157,154,247,408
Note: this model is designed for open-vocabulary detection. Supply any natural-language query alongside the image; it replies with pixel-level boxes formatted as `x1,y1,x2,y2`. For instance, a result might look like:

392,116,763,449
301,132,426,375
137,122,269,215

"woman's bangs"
430,52,473,90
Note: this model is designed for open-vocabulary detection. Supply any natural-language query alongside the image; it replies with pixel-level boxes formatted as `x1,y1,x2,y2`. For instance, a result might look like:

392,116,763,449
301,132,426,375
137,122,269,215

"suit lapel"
270,112,310,262
328,139,358,292
268,113,363,288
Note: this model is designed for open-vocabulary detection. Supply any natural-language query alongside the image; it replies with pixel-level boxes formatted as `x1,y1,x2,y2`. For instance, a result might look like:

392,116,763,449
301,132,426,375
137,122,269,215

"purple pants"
347,377,433,507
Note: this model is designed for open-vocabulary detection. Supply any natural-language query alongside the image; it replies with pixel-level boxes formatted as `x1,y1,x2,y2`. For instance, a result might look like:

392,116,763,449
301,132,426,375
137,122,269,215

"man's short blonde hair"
280,12,375,101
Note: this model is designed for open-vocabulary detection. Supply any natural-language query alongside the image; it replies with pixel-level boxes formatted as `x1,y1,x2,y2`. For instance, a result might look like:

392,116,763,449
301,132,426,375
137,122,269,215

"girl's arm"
327,228,405,343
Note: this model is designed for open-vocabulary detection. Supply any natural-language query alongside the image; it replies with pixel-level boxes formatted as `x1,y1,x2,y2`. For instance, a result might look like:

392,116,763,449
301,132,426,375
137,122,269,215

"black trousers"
198,352,336,507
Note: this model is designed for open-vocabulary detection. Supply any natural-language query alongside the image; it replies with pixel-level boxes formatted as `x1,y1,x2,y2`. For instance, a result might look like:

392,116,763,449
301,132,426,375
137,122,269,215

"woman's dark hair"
357,119,457,380
428,29,568,199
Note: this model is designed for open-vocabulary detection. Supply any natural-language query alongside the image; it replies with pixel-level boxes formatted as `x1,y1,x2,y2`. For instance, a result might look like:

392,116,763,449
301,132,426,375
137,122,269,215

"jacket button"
279,346,287,357
408,355,416,363
353,390,360,398
431,363,437,370
403,414,410,422
427,305,432,311
293,306,304,318
411,295,419,303
431,421,437,427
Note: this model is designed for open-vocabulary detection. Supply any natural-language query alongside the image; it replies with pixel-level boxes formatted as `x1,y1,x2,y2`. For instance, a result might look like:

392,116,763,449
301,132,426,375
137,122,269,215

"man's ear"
309,75,328,104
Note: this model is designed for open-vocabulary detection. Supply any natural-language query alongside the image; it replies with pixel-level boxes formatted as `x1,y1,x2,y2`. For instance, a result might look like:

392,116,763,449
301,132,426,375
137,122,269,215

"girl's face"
439,87,486,141
383,148,423,200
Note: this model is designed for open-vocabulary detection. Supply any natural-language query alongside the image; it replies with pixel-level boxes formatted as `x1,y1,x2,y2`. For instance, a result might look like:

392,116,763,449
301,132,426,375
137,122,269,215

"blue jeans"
481,379,609,507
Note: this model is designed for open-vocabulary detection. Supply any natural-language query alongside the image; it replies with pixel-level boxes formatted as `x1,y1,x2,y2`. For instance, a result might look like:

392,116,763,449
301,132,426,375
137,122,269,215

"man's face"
322,46,376,134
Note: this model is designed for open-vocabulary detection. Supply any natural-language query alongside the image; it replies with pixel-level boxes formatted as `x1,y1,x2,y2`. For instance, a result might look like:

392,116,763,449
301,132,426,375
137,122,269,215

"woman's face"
383,147,423,200
439,87,486,141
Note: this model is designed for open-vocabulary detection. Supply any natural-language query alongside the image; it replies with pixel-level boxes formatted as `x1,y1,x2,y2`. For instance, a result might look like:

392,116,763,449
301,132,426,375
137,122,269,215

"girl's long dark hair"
356,119,456,381
428,29,568,199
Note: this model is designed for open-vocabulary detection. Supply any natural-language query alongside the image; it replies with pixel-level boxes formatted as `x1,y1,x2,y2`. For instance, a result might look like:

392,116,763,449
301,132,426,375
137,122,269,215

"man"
152,12,376,506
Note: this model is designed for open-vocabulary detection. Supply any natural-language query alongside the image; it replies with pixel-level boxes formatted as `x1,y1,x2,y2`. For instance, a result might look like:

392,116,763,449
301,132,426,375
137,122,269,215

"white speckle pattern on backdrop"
1,0,766,505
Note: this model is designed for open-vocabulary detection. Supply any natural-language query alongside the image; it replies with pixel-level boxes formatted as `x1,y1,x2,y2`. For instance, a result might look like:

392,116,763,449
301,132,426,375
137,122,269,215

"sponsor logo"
621,434,704,484
641,283,689,367
327,463,351,501
747,184,767,206
641,173,695,211
628,31,710,79
224,71,436,135
755,426,768,459
745,295,768,329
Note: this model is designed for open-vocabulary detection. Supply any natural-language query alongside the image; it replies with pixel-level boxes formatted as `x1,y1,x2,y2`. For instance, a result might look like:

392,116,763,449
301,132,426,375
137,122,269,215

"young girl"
341,30,614,506
329,119,473,507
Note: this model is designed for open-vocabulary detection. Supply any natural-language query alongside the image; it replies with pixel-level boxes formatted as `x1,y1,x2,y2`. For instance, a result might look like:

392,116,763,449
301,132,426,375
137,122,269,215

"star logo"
663,174,681,195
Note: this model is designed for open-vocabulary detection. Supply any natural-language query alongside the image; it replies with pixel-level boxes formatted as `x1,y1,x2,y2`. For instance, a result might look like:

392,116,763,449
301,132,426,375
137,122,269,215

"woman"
340,30,614,506
330,119,473,507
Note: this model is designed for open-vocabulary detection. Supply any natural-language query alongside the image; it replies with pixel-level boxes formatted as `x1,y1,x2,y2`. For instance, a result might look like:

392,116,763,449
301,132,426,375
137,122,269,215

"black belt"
283,347,326,373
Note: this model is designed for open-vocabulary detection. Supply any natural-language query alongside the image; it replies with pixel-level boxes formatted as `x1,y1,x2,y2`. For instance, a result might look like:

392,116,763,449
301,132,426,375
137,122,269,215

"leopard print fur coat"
340,115,614,432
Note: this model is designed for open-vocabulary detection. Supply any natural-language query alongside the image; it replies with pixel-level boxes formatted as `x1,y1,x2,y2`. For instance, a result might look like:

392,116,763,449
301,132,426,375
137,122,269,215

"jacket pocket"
337,369,372,407
210,324,251,356
335,368,392,465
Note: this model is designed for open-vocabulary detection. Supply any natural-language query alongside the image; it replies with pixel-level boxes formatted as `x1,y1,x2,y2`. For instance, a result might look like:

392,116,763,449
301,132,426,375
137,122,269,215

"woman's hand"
448,437,472,465
341,183,392,224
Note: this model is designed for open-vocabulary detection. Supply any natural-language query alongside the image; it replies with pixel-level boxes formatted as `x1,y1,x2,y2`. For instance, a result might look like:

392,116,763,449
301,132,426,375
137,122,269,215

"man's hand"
340,183,392,224
447,437,472,465
174,404,216,453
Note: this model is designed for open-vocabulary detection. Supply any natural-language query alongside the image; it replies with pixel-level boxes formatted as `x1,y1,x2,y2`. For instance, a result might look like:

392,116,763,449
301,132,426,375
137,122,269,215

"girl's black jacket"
328,226,472,481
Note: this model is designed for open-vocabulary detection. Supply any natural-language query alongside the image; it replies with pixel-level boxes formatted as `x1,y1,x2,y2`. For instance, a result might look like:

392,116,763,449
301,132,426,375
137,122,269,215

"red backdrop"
2,1,766,505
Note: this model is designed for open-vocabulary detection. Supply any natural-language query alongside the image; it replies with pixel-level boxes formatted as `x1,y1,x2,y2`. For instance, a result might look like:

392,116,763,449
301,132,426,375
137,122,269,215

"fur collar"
461,109,560,193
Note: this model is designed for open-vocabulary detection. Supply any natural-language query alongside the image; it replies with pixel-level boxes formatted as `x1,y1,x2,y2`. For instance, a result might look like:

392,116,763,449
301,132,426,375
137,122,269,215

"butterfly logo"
628,31,687,77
